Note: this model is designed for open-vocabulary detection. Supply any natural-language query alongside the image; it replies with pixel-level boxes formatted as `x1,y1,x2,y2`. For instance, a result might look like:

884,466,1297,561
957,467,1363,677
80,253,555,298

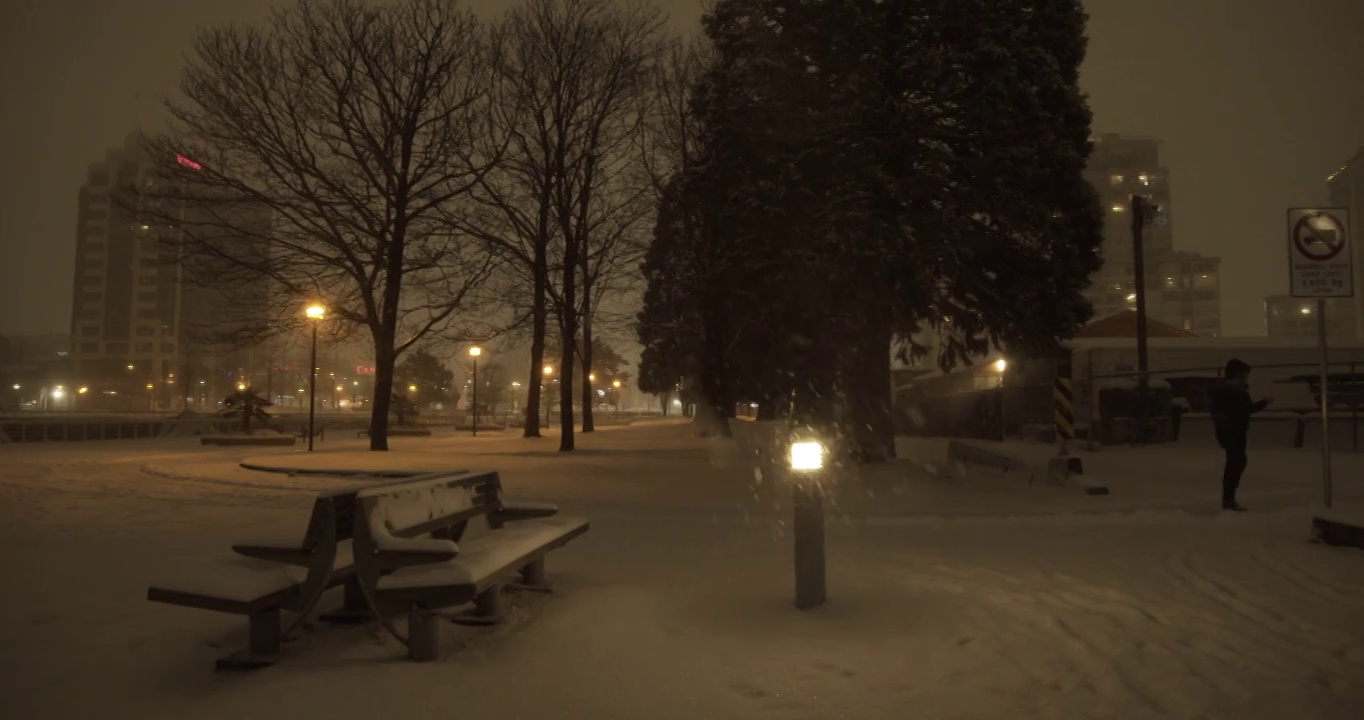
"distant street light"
468,346,483,437
305,303,326,451
994,358,1007,373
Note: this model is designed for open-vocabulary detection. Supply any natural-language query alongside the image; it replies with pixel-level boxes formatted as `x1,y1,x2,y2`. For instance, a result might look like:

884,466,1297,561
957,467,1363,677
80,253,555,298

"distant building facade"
1326,146,1364,342
1082,134,1222,337
68,134,271,410
1264,294,1358,345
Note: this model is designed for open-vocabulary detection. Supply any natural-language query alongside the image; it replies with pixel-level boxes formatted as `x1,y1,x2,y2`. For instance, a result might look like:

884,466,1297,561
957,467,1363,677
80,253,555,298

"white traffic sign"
1288,207,1353,298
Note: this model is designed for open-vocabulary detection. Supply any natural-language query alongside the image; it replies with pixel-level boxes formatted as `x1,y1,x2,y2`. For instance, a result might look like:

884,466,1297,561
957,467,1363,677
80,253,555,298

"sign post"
1288,208,1353,509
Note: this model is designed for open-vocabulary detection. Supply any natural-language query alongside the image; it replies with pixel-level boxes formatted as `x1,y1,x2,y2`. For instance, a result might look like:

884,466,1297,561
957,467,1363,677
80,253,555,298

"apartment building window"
1109,174,1124,185
137,291,157,302
80,326,100,336
107,342,128,354
80,291,100,302
86,208,108,220
136,309,158,319
160,343,175,353
135,326,154,336
80,342,99,353
135,342,154,353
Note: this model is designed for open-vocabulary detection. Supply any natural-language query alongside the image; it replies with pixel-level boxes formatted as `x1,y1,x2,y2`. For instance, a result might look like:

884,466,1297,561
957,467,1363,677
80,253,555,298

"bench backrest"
355,470,503,541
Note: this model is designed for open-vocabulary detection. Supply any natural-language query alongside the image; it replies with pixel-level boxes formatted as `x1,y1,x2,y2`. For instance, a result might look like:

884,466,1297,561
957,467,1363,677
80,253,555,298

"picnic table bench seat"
146,487,365,670
351,470,589,661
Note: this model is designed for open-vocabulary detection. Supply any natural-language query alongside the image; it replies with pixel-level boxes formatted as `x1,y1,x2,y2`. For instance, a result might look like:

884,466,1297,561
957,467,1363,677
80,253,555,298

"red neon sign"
176,154,202,171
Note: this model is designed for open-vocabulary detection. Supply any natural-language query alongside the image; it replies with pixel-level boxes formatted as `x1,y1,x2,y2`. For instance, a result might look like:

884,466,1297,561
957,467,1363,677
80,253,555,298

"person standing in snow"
1209,359,1270,512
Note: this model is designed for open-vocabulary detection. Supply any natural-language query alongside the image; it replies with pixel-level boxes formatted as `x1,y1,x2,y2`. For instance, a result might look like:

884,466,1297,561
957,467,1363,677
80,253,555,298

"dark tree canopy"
637,0,1103,456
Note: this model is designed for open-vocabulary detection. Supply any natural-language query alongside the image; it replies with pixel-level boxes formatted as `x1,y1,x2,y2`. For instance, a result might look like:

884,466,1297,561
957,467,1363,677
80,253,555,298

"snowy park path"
0,423,1361,719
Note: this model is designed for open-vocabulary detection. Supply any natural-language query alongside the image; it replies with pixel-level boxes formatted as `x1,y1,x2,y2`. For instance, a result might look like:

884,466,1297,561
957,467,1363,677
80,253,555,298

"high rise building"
68,134,271,409
1264,294,1357,344
1082,134,1222,336
1326,146,1364,342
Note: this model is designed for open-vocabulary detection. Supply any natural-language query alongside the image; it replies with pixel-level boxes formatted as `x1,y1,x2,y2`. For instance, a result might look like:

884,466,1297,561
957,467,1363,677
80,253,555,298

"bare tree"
132,0,504,450
453,0,662,450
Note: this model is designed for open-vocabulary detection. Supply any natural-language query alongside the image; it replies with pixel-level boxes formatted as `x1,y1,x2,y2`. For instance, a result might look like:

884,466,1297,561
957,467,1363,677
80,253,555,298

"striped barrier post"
1055,360,1074,456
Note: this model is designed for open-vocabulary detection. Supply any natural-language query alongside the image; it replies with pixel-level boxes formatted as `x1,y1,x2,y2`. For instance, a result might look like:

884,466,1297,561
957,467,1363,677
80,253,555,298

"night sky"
1,0,1361,338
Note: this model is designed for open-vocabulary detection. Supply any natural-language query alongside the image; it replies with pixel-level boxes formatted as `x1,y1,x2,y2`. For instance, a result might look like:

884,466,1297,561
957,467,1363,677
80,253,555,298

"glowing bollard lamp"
788,435,827,610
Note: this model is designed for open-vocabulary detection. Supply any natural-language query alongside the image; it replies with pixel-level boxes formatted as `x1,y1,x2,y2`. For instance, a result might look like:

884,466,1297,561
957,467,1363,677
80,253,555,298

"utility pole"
1130,194,1151,442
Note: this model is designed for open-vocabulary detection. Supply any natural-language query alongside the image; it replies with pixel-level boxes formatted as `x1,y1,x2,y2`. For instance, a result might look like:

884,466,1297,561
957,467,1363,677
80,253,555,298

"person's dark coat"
1210,379,1268,441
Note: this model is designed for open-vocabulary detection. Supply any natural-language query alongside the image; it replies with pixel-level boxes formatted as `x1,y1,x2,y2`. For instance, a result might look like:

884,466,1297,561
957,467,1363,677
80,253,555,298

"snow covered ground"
0,422,1361,719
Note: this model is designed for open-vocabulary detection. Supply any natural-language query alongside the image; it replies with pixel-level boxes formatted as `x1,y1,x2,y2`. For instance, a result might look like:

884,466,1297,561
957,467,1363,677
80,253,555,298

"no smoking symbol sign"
1292,212,1346,261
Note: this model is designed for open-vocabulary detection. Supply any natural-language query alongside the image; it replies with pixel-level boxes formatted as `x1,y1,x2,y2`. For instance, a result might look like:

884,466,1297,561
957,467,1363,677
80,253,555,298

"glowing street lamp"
994,358,1007,373
469,345,483,437
237,382,247,391
304,303,326,451
787,432,828,610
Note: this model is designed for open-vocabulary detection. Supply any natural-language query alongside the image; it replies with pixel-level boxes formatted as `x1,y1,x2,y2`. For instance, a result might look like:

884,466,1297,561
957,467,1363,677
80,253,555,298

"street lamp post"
469,346,482,437
612,379,622,415
305,304,326,451
788,432,827,610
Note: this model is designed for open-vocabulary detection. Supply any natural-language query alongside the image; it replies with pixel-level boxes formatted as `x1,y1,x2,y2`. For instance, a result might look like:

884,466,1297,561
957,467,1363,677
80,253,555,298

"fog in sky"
1,0,1361,338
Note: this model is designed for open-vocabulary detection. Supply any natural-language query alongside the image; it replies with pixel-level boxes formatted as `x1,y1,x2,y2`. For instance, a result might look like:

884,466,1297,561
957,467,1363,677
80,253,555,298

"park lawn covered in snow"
0,421,1361,719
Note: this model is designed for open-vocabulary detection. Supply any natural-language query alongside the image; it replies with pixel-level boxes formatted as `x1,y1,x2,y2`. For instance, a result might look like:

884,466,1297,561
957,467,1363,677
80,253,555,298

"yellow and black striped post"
1054,359,1074,456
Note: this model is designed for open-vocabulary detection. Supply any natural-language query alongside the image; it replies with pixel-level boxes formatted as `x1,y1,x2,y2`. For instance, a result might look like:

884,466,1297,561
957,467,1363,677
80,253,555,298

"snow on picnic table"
0,422,1361,719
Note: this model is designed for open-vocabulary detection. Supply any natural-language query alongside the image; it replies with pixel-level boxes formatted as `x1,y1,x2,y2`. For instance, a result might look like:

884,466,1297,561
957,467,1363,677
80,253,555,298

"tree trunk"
836,313,895,463
580,317,595,433
523,251,548,438
558,328,576,451
558,254,578,452
369,332,396,451
659,389,671,416
370,214,407,452
692,393,729,437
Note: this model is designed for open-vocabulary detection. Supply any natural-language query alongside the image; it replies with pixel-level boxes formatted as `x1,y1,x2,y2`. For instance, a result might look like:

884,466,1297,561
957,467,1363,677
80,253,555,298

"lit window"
1110,175,1124,185
1137,173,1151,185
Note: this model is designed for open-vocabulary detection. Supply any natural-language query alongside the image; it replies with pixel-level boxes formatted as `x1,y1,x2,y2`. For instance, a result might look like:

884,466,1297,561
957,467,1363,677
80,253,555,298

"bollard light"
787,432,828,610
789,440,825,472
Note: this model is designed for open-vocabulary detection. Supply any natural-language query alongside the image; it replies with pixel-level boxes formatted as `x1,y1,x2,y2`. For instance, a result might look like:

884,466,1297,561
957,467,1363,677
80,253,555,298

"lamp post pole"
304,304,326,451
469,346,482,438
308,321,318,451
